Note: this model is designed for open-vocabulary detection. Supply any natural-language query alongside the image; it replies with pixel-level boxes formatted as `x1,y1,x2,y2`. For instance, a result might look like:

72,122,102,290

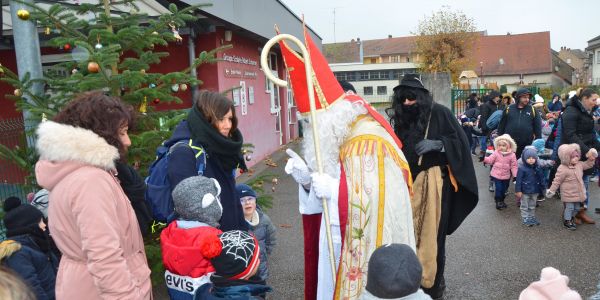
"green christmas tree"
0,0,231,182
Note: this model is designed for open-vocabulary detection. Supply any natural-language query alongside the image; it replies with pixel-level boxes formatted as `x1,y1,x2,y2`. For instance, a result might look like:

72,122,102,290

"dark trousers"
302,214,321,300
493,177,510,201
422,173,452,299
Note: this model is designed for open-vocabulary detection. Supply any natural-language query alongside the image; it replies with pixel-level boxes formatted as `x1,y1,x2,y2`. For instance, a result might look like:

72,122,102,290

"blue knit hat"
531,139,545,155
522,147,538,162
236,184,257,199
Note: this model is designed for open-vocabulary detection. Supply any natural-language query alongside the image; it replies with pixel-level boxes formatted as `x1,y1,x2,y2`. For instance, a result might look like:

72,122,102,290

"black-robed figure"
387,74,478,300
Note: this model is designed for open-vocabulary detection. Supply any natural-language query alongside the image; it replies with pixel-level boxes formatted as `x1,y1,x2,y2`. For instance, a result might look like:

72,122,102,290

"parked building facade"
0,0,320,195
587,35,600,85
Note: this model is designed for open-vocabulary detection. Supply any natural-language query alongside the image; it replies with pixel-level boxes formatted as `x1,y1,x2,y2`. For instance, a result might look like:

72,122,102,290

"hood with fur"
493,134,517,152
35,121,119,191
557,144,580,166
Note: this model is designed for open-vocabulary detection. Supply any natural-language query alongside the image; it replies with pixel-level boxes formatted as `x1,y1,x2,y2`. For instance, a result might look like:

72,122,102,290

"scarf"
187,105,247,172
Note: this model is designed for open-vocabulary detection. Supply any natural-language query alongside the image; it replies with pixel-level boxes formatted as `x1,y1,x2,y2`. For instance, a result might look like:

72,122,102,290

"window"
566,58,572,64
346,73,356,81
370,71,381,80
370,58,377,64
597,51,600,64
377,86,387,95
363,86,373,95
389,56,400,63
265,52,278,92
335,72,346,81
359,72,369,80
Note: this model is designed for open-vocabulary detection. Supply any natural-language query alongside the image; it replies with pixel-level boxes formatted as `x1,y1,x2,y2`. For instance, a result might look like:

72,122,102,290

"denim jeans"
564,202,582,220
520,193,537,220
493,177,510,201
583,175,590,206
479,136,487,152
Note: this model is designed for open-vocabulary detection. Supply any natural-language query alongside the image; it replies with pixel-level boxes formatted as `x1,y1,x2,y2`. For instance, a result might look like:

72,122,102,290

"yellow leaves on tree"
414,7,478,83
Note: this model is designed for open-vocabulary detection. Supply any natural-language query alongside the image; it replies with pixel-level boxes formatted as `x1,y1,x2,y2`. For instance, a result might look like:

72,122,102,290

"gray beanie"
365,244,422,298
172,175,223,227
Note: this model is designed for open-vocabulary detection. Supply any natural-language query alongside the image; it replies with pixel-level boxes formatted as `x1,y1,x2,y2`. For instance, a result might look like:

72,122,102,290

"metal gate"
451,88,493,116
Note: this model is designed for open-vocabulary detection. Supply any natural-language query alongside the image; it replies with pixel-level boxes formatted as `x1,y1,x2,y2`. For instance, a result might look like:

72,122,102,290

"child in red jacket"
161,175,224,299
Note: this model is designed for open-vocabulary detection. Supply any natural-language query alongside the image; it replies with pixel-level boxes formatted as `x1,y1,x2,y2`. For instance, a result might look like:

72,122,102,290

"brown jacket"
549,144,596,202
35,121,152,300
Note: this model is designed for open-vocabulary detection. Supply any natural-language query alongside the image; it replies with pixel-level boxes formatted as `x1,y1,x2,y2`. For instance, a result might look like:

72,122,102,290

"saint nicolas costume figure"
277,27,416,299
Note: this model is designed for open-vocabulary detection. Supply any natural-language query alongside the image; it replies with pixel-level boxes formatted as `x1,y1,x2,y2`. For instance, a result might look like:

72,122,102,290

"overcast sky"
282,0,599,50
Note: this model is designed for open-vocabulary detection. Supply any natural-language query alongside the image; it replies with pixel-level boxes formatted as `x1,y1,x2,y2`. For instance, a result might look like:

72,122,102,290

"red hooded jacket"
160,221,222,277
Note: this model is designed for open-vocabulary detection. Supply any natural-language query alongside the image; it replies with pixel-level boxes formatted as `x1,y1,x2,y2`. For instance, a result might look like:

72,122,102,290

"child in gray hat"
160,175,224,299
360,244,432,300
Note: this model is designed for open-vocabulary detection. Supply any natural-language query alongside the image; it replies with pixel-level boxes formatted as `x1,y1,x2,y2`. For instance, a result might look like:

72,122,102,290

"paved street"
254,139,600,299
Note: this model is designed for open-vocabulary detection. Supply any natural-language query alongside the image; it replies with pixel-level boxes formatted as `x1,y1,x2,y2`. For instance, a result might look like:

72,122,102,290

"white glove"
545,190,555,198
311,172,337,200
284,149,311,185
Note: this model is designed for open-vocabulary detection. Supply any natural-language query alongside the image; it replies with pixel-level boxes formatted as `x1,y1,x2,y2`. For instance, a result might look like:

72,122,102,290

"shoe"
563,220,576,230
488,182,494,192
583,204,588,210
496,202,503,210
536,195,545,202
590,176,598,182
523,218,534,227
531,217,541,225
575,210,596,224
498,201,507,210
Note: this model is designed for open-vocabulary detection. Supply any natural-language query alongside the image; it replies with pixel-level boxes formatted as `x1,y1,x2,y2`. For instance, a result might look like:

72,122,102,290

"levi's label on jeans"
165,270,211,294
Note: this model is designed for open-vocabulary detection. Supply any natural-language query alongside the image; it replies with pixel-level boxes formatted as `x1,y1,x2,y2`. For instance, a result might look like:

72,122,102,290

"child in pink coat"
484,134,518,210
546,143,598,230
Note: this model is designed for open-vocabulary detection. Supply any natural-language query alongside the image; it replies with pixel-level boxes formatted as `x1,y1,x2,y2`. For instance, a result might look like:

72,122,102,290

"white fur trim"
36,121,119,170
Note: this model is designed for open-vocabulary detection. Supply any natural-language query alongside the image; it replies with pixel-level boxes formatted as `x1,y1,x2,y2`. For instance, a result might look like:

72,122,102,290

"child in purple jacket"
484,134,518,210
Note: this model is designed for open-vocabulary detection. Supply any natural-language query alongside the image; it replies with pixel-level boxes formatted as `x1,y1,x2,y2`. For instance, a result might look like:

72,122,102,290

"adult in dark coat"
389,74,478,300
166,90,248,232
559,88,600,215
115,161,153,237
0,199,58,300
498,88,542,159
547,93,564,112
478,90,501,135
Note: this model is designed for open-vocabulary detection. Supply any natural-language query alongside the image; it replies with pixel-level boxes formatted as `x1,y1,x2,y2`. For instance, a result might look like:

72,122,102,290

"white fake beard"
301,99,367,178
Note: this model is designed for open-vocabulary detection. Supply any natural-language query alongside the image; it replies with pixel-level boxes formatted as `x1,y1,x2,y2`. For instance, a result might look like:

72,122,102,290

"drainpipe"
358,38,363,63
10,0,44,146
188,27,198,101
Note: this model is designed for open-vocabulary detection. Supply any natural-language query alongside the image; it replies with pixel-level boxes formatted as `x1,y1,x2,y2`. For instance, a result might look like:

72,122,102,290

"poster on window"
248,86,255,104
232,89,240,106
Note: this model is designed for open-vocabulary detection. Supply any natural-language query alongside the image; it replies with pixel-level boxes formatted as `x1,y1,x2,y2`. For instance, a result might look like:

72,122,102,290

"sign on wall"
240,81,247,115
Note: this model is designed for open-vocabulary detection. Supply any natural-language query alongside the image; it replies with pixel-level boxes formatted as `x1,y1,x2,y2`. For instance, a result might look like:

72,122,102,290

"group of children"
160,175,276,299
483,133,598,230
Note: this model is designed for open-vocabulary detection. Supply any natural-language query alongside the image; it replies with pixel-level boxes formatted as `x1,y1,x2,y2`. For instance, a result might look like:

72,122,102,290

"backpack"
485,110,504,130
145,139,206,223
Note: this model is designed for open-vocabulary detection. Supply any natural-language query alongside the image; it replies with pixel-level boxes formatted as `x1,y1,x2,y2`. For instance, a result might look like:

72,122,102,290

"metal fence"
0,117,37,241
451,88,493,117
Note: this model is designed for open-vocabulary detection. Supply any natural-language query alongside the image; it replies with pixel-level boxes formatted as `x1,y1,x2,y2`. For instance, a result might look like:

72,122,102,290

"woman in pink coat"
546,143,598,230
35,92,152,299
484,134,518,210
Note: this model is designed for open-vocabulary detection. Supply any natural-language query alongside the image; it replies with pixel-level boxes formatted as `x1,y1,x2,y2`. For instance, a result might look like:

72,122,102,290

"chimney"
388,34,392,38
358,38,364,63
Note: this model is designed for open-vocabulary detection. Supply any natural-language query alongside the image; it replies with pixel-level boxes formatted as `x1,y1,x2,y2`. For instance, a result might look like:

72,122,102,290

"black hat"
515,88,532,99
393,74,427,93
489,90,501,99
3,200,44,238
206,230,260,280
365,244,422,298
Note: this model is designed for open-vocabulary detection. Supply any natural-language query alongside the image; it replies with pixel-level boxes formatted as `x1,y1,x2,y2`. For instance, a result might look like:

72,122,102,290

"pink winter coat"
35,121,152,300
549,143,596,203
484,150,518,180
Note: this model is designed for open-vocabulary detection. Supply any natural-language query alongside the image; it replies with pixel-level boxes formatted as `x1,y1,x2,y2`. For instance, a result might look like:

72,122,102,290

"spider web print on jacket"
220,231,256,267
